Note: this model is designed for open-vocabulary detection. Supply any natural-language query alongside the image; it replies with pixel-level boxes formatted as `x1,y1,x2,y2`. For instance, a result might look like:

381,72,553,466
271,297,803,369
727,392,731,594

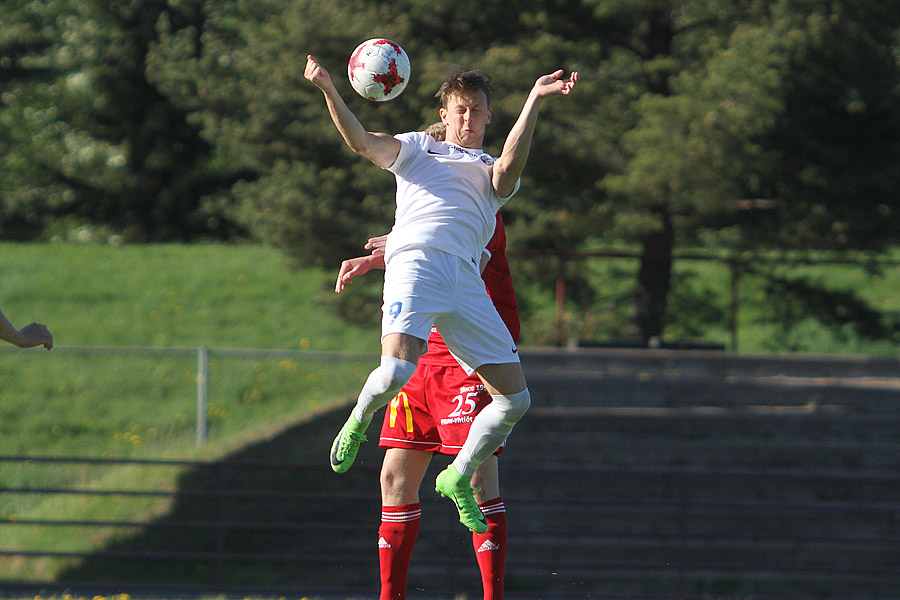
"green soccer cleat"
435,465,488,534
330,413,370,473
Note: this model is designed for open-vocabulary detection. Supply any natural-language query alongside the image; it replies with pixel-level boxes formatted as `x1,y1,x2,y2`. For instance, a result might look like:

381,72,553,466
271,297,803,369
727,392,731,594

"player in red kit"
336,201,517,599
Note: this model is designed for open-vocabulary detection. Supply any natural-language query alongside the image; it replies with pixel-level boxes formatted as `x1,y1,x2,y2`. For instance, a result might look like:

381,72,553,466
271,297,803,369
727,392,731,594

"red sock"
378,503,421,600
472,498,507,600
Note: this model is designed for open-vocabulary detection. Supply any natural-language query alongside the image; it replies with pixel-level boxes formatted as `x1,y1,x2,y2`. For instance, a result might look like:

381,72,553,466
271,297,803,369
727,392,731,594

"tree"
0,0,242,241
591,0,900,342
146,0,614,270
0,0,71,239
149,0,900,342
42,0,898,345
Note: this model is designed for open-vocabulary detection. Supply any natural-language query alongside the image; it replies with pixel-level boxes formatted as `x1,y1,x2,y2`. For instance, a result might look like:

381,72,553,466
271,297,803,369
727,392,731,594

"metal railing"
509,249,900,349
0,345,376,445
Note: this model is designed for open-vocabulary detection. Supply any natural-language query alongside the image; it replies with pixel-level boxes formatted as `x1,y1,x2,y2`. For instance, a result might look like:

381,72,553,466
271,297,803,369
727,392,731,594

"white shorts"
382,246,520,374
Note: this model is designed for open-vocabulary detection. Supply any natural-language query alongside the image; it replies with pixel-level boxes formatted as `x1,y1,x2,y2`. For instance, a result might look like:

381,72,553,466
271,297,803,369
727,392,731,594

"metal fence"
510,249,900,348
0,344,376,445
2,455,899,599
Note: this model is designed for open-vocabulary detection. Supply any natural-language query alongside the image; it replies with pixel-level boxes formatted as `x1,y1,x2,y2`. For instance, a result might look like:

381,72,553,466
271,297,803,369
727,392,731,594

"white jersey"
383,131,519,265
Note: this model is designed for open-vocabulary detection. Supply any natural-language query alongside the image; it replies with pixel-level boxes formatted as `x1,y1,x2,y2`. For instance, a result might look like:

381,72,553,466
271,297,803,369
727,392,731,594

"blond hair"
423,122,446,141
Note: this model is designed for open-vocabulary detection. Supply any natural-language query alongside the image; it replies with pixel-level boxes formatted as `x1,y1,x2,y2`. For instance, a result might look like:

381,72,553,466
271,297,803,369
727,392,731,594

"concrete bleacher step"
505,534,898,572
509,435,900,472
502,409,900,471
503,564,900,599
513,407,900,438
511,349,900,477
524,369,900,411
519,347,900,413
519,347,900,379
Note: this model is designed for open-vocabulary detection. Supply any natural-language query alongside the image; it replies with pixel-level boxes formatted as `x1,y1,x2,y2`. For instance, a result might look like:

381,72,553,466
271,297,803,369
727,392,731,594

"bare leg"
471,454,500,503
381,333,428,362
381,448,433,504
475,362,527,396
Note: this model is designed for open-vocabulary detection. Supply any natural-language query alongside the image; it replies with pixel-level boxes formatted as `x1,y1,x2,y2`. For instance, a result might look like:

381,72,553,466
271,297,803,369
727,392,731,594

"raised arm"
492,69,579,198
305,55,401,168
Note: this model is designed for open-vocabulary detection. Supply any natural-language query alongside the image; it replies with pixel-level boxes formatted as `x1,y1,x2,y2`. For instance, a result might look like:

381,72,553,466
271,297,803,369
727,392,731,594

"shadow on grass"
55,402,475,596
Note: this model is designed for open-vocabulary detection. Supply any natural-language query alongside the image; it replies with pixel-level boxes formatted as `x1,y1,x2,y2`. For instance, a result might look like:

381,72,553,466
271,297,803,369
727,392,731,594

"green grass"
509,249,900,354
0,242,381,458
0,242,382,350
0,242,383,581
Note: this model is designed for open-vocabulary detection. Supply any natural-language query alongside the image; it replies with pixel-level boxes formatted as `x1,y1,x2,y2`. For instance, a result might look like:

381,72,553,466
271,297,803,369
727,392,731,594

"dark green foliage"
2,0,899,341
762,275,900,346
0,0,244,241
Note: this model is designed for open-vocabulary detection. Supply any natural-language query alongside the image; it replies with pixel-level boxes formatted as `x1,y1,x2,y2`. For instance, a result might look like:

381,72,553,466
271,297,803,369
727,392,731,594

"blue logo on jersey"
388,302,402,323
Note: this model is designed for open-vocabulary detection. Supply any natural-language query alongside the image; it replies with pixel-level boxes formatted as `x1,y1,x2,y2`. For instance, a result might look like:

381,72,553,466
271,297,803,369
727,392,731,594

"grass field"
1,242,382,582
1,242,381,458
0,242,384,350
4,241,898,352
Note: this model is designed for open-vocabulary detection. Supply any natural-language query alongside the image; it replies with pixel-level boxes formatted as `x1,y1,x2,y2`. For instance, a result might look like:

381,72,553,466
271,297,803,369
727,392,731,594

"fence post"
678,472,688,599
555,253,567,347
729,260,742,351
216,460,228,589
197,346,209,445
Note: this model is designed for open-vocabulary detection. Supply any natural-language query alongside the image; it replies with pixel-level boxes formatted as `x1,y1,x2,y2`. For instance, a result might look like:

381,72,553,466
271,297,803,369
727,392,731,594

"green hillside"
1,242,383,456
1,242,382,582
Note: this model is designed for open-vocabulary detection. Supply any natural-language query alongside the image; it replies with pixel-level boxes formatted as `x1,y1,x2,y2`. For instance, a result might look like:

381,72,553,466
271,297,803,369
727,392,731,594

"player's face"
440,89,492,149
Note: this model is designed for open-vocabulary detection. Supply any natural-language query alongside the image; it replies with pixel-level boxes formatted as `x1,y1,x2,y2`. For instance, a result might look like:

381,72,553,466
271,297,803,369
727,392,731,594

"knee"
380,465,419,505
494,388,530,425
380,468,402,498
377,356,417,391
509,387,531,419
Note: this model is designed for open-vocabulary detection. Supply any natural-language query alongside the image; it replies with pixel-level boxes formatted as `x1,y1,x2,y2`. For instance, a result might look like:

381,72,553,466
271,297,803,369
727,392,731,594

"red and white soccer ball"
347,38,411,102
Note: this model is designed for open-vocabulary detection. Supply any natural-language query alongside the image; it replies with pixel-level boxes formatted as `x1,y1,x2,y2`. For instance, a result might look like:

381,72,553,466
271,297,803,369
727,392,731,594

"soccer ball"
347,38,410,102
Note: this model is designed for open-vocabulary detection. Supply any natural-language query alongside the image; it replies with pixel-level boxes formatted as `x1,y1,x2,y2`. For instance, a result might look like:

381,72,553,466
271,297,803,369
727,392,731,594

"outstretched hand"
533,69,579,98
304,55,334,92
18,322,53,350
335,255,386,293
335,257,365,293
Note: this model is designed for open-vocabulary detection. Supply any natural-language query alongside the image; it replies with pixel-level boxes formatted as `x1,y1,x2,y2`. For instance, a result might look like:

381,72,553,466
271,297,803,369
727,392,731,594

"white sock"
353,356,417,423
453,388,531,477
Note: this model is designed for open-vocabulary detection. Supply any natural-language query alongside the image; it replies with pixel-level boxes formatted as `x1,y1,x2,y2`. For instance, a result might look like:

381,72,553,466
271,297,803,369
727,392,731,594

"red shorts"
378,363,503,456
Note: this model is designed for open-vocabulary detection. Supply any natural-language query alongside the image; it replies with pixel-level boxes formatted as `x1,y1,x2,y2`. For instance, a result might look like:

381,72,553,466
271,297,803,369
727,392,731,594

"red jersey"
418,211,519,366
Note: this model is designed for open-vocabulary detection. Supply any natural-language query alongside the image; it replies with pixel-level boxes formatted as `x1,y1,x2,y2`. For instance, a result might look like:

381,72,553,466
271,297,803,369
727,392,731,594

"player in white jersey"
305,55,578,534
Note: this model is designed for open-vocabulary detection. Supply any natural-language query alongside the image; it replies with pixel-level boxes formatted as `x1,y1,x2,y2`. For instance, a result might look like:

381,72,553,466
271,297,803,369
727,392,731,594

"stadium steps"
504,413,900,471
518,347,900,379
506,348,900,474
485,348,900,599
